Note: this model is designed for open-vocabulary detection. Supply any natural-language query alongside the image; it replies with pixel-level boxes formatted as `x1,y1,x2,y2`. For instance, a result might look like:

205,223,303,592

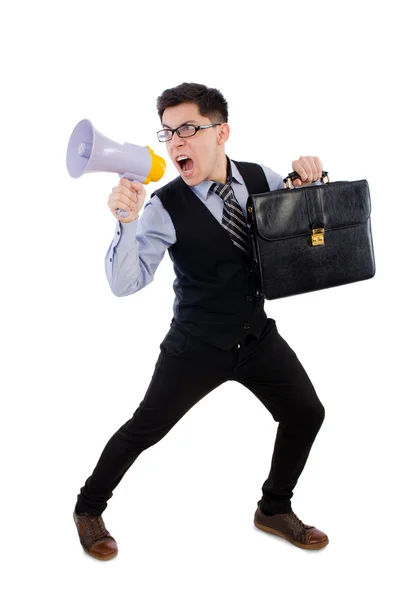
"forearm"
105,220,146,296
104,198,174,297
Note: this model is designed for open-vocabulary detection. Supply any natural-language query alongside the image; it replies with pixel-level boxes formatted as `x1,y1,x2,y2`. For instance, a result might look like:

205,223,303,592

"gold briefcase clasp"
311,228,325,246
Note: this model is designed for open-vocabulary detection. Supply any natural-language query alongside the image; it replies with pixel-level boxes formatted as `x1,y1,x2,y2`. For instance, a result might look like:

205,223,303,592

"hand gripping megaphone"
66,119,166,217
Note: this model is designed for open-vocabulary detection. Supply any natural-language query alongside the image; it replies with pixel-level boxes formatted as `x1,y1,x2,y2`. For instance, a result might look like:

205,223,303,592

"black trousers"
76,318,325,517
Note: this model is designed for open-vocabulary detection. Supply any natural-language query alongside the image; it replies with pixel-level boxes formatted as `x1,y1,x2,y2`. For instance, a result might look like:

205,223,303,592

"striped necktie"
210,180,248,254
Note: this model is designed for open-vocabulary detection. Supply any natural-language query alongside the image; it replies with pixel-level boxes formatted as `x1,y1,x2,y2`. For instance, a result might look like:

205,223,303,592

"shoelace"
82,514,111,540
285,510,307,532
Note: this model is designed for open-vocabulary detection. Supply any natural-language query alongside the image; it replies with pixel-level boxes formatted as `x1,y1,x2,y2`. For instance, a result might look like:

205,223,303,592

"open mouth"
176,155,194,174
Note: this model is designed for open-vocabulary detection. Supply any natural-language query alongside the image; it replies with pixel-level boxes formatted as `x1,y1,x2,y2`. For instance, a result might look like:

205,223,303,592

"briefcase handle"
283,170,331,189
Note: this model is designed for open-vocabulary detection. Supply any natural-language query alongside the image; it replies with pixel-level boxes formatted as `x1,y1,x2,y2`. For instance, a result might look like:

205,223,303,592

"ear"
217,123,230,145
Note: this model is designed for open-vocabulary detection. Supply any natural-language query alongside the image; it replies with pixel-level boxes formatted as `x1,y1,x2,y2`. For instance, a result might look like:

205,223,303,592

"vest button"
245,295,253,301
244,322,251,330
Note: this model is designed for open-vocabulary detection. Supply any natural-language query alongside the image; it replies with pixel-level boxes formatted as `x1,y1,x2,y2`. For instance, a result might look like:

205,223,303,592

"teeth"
176,155,189,162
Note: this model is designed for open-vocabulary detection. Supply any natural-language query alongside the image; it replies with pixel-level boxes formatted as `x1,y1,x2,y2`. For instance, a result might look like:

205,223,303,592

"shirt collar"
190,156,244,200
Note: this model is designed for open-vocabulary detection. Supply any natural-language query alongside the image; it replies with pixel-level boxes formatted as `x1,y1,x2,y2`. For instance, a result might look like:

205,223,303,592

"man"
73,82,328,560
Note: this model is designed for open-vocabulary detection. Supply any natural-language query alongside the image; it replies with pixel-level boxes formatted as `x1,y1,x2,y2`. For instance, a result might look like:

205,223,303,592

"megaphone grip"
116,208,130,217
116,173,143,218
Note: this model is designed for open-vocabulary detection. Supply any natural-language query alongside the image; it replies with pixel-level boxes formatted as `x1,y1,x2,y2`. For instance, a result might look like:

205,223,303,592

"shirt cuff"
115,218,139,252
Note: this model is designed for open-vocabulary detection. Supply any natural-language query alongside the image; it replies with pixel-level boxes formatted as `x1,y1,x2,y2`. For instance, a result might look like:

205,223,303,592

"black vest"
152,160,270,350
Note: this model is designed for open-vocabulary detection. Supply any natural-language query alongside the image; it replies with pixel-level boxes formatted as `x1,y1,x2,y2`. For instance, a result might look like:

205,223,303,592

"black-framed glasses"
157,123,222,143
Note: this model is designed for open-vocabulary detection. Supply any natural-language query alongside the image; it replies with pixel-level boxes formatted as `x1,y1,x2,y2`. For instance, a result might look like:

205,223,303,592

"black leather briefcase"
246,171,376,300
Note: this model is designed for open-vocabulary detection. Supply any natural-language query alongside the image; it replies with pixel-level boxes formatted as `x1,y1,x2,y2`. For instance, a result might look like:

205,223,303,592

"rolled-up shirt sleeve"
104,195,176,297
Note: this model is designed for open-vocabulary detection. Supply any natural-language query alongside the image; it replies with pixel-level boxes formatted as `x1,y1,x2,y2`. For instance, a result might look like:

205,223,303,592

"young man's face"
161,102,230,186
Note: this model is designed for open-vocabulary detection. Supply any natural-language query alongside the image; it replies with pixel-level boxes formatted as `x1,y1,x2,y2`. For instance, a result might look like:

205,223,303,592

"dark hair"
156,82,228,124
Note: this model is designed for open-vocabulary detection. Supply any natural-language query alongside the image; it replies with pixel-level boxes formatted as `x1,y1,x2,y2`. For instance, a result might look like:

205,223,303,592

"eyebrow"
161,120,200,129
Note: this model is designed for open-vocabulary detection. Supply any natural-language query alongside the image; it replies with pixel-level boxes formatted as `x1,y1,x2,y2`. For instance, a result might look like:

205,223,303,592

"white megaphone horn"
66,119,166,217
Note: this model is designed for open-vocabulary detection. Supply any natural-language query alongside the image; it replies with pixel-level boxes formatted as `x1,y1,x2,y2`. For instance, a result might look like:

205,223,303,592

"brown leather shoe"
253,501,329,550
73,509,118,560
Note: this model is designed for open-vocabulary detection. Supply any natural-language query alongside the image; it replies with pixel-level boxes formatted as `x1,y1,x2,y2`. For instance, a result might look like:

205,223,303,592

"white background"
1,0,396,597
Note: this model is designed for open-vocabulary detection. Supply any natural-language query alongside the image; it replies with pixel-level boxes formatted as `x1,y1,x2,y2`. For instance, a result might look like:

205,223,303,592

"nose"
168,133,186,151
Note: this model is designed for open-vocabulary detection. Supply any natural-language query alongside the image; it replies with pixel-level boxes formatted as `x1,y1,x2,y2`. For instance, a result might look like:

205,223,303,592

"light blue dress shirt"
105,160,320,298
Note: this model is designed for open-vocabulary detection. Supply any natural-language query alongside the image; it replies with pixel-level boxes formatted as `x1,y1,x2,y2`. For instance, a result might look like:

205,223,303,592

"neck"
208,154,229,184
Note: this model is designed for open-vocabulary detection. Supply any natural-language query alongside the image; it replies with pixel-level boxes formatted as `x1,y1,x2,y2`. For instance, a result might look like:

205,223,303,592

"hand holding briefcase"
246,171,376,300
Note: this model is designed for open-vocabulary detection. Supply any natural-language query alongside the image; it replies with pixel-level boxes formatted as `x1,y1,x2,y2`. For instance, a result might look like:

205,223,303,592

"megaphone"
66,119,166,217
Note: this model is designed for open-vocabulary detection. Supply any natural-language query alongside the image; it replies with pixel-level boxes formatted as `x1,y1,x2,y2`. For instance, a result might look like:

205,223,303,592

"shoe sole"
253,519,329,550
